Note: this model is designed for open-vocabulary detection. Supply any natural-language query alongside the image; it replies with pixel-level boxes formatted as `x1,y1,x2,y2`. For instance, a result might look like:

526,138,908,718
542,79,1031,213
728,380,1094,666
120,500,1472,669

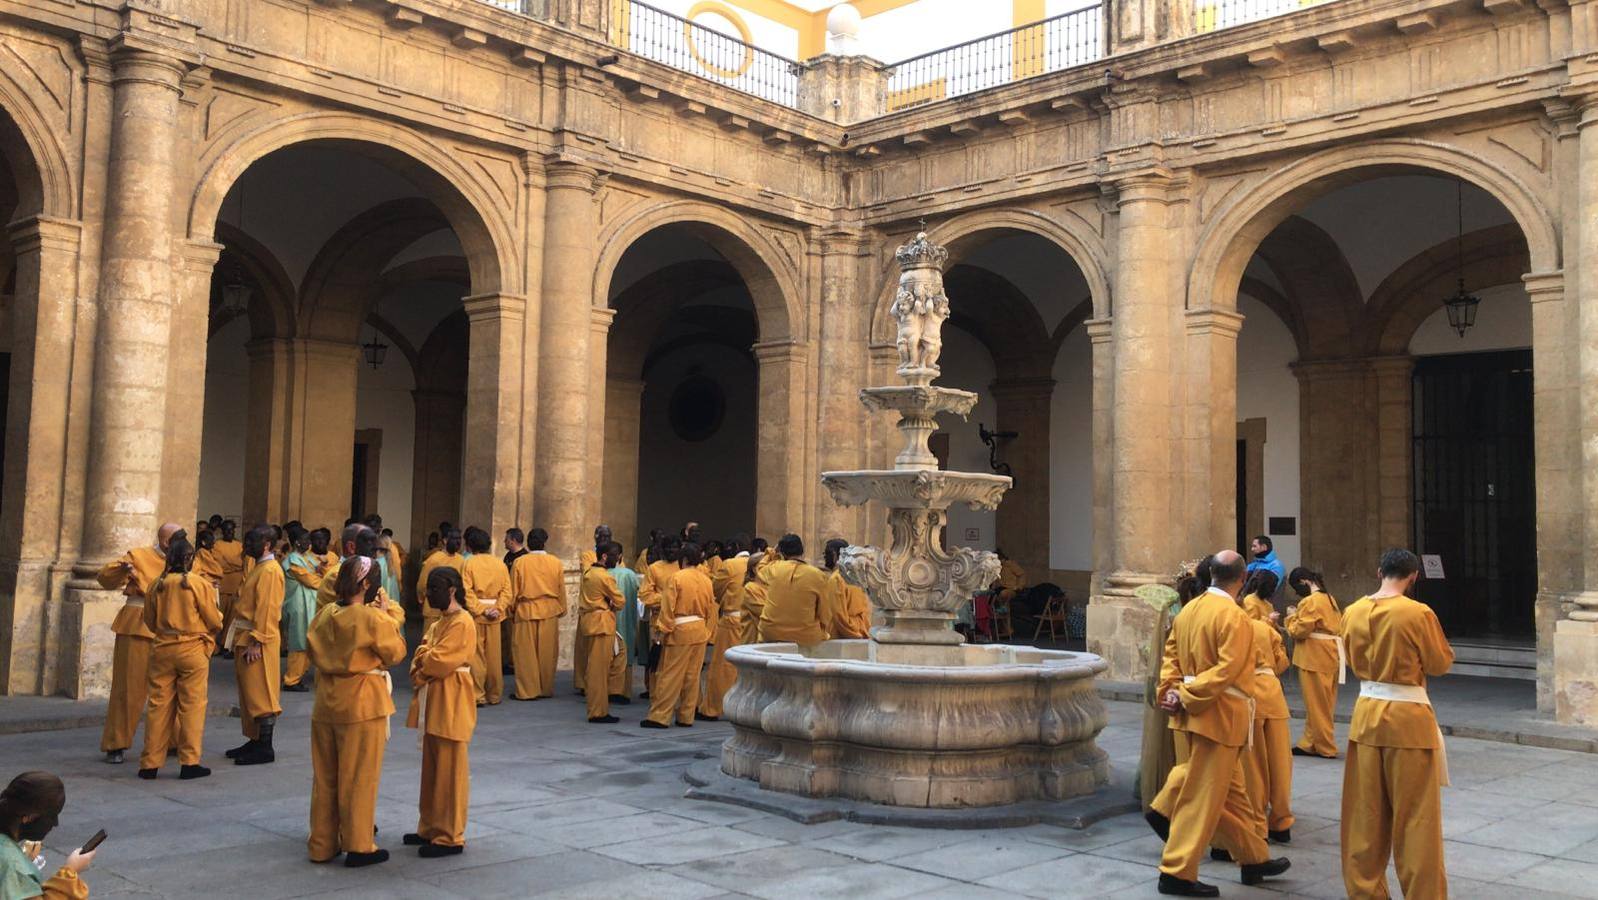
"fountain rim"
725,641,1108,683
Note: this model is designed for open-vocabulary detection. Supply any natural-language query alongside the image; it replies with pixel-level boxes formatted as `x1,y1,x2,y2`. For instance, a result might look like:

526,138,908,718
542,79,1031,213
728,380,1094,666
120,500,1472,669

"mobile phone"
80,829,107,853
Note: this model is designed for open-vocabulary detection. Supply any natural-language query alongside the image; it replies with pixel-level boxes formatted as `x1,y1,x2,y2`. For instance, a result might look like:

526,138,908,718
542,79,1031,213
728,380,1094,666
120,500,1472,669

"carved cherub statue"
891,231,951,373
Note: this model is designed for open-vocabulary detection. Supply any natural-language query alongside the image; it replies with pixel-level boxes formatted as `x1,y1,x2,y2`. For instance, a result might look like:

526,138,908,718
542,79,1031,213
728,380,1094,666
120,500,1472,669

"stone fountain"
715,231,1113,811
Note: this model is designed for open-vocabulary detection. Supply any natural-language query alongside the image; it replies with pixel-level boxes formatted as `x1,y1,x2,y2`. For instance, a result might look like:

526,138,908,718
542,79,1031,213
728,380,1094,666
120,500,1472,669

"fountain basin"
821,469,1011,511
721,640,1112,808
859,385,978,417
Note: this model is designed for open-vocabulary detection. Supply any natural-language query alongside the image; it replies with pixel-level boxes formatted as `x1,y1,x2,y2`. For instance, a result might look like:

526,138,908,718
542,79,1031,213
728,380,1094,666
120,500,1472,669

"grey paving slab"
978,851,1152,897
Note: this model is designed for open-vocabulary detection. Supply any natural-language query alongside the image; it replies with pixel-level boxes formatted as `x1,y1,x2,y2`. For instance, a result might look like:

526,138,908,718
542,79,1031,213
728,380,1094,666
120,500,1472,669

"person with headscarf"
136,535,222,780
281,525,320,693
94,522,183,765
0,771,95,898
406,567,477,858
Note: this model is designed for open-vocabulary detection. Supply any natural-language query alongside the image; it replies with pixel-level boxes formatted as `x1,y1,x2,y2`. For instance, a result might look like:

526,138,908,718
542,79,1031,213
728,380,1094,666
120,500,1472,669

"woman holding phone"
0,771,94,898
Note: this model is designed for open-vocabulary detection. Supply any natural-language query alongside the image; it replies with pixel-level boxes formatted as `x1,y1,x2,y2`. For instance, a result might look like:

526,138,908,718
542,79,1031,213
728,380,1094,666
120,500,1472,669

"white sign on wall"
1422,555,1445,579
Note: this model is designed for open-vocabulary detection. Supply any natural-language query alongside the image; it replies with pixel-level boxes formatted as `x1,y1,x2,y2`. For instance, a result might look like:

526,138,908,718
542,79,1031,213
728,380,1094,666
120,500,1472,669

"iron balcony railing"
474,0,547,15
885,5,1104,112
609,0,801,107
1201,0,1333,32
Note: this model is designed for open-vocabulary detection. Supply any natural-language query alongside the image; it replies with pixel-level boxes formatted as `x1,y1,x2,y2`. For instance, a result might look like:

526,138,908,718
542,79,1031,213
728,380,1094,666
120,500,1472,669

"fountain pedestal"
719,231,1112,809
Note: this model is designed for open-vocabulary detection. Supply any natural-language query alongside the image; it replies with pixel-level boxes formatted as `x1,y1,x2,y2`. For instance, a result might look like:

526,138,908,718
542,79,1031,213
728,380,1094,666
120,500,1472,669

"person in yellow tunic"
573,524,610,694
579,542,628,723
416,528,467,625
1285,566,1344,759
1340,549,1454,900
509,528,568,701
0,772,96,899
406,567,478,858
214,521,247,656
315,525,401,623
757,535,833,645
459,527,510,706
1147,550,1288,896
1239,570,1278,623
741,548,770,645
228,525,285,767
306,555,406,868
192,528,224,590
993,550,1026,605
642,544,715,729
311,527,337,573
94,521,182,764
136,537,222,781
638,538,683,695
822,539,872,640
1243,606,1294,846
697,539,750,721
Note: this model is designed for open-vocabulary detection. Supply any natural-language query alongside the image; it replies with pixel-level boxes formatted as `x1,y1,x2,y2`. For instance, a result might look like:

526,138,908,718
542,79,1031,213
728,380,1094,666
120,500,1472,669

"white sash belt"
1253,666,1275,677
359,669,394,739
1184,675,1255,749
1307,632,1348,684
415,666,472,751
1358,680,1449,787
721,610,744,621
123,597,146,608
674,615,704,624
224,616,256,650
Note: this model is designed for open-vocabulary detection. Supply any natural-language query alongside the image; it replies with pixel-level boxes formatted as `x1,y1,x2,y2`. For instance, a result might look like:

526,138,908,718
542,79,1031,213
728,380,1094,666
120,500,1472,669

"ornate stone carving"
890,231,951,383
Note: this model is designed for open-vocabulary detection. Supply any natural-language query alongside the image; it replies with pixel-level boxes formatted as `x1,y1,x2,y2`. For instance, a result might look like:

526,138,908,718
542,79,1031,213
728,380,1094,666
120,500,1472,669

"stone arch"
187,113,514,295
1189,139,1559,315
0,66,74,219
1366,223,1530,356
297,198,454,343
943,264,1055,380
608,258,746,377
869,207,1113,346
210,222,297,340
1251,216,1359,359
592,198,803,343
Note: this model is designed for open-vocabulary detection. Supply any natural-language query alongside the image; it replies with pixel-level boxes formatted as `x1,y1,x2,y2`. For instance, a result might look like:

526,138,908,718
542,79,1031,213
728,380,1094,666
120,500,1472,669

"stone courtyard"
8,666,1598,899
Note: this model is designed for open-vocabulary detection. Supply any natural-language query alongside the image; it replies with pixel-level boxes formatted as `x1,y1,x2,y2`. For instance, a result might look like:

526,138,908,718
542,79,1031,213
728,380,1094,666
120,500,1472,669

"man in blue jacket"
1246,536,1286,599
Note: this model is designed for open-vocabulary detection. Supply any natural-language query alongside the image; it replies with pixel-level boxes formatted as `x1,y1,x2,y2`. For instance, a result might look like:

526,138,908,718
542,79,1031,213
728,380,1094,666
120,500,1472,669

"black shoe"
168,747,178,757
225,740,255,759
674,721,693,728
1210,848,1232,862
639,690,650,699
402,833,427,846
588,715,619,724
1157,874,1219,897
418,843,464,858
282,682,310,693
640,720,668,729
219,649,234,660
234,746,275,766
1291,747,1336,759
513,695,541,702
1268,828,1290,844
695,712,719,722
1145,809,1171,842
179,764,212,780
1241,857,1291,885
137,768,157,780
609,694,632,705
104,750,125,764
344,849,389,868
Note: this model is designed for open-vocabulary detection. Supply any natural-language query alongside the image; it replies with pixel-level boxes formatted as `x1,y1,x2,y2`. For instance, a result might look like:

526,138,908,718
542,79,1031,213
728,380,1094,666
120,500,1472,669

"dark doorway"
1411,350,1535,643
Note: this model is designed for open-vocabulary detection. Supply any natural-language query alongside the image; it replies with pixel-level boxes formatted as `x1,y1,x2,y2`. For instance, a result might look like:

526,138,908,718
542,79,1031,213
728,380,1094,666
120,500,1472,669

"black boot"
1210,848,1232,862
235,719,276,766
225,740,256,759
137,768,157,780
179,764,212,780
1268,828,1291,844
402,833,427,846
1241,857,1291,886
418,843,463,858
104,749,125,764
1144,809,1171,842
608,694,632,705
1157,874,1219,897
344,849,389,868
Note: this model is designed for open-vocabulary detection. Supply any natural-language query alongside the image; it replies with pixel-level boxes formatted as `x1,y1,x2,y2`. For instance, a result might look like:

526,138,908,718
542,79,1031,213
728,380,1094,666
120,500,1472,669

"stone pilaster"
815,228,871,546
242,338,292,524
1086,318,1114,596
989,376,1055,581
1292,358,1378,597
601,377,644,556
586,306,615,531
1368,355,1415,552
753,339,810,544
461,293,528,543
533,158,600,559
160,239,222,526
1526,271,1578,712
1182,307,1245,554
411,387,466,554
1088,174,1181,681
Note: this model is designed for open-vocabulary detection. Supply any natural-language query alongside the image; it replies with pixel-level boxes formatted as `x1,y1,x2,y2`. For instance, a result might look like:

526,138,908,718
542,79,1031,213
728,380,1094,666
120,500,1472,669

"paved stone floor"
8,664,1598,899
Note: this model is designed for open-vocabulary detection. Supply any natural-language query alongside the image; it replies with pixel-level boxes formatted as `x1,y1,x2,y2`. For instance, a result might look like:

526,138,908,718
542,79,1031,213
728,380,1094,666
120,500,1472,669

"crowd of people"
1140,538,1453,898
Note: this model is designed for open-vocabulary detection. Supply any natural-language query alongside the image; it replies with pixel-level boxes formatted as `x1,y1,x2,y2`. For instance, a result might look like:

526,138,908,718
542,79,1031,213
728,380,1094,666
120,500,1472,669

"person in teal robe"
610,563,646,671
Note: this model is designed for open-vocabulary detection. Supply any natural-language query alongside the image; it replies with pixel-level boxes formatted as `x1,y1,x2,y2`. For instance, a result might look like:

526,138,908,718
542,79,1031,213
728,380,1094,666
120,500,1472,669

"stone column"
1182,308,1245,553
461,293,526,540
160,239,222,526
288,340,360,529
1526,271,1578,711
815,228,871,545
602,377,644,556
0,217,83,695
1293,359,1377,596
1554,97,1598,723
410,388,466,549
753,340,811,543
533,159,600,559
1368,355,1414,552
242,338,292,524
1087,174,1180,682
990,377,1055,581
586,307,615,531
61,42,189,699
1086,319,1114,595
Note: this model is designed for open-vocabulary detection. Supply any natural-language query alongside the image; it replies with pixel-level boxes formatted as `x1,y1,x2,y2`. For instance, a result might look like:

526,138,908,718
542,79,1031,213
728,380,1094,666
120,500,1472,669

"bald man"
1150,549,1289,896
97,522,183,764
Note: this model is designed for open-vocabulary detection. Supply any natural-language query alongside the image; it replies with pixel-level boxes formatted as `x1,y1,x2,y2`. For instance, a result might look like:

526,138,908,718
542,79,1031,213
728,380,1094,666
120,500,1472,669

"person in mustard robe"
0,772,95,899
1340,549,1454,900
697,539,750,721
1285,567,1344,759
822,539,872,640
1239,570,1278,623
94,521,182,764
192,528,224,591
638,538,683,696
509,528,568,701
214,521,247,657
579,543,628,723
417,528,467,626
229,525,285,766
406,567,478,858
460,527,510,706
307,555,406,868
137,537,222,780
282,525,320,692
310,527,337,573
572,525,610,695
741,549,770,645
757,535,833,645
643,544,715,728
1243,609,1294,846
1147,550,1288,896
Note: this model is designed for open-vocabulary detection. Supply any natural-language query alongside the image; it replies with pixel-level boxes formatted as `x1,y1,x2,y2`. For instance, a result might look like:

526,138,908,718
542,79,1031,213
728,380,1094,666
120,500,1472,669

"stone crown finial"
895,232,948,271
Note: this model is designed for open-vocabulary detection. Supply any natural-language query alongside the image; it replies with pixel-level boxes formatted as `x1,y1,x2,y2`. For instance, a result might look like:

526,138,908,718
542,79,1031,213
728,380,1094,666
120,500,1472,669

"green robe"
1,835,50,899
280,551,317,653
610,565,645,667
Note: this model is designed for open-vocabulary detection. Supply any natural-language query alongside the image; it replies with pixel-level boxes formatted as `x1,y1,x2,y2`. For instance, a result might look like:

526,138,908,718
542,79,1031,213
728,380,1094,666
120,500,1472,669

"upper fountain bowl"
821,468,1012,511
